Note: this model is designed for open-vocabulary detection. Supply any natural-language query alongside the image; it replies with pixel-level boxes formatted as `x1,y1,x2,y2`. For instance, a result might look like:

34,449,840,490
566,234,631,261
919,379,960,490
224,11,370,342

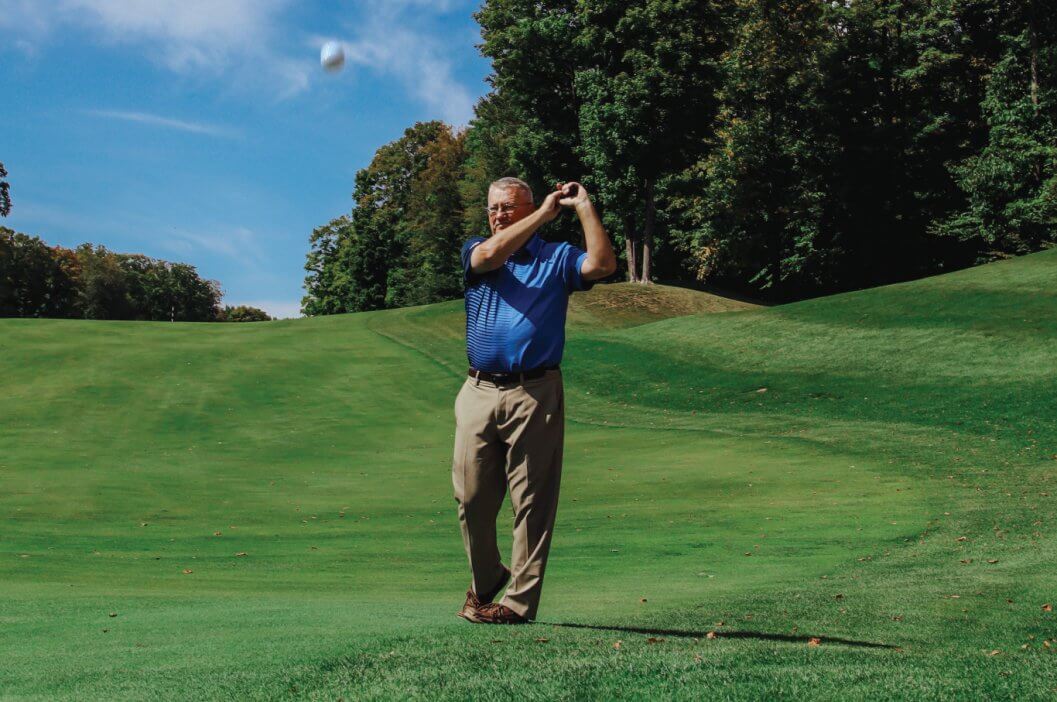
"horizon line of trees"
304,0,1056,316
0,227,271,322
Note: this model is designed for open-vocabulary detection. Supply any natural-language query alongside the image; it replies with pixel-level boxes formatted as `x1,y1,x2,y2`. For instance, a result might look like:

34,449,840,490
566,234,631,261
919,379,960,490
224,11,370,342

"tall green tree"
302,121,470,314
575,0,729,283
474,0,589,246
815,0,1000,288
0,161,10,218
937,0,1057,256
301,215,354,316
345,124,450,311
674,0,834,297
395,127,468,307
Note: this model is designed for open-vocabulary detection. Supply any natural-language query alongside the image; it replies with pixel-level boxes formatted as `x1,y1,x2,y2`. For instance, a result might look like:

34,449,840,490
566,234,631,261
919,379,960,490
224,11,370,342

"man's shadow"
539,621,898,650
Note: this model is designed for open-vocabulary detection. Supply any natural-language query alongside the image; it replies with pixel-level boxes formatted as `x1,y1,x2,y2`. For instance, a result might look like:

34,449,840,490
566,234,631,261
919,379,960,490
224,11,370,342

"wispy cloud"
85,109,240,138
165,226,264,267
0,0,310,99
318,1,478,126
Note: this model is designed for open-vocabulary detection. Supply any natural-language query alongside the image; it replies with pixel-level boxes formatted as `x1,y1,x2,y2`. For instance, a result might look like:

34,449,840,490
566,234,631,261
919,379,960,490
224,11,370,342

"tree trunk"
1029,4,1039,110
641,179,656,285
623,216,639,283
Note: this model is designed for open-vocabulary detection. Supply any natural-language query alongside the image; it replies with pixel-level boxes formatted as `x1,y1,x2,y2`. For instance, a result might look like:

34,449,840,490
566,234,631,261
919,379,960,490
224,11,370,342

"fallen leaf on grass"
693,654,702,662
808,638,821,647
960,559,973,564
987,559,999,564
182,569,193,574
1044,604,1053,612
213,532,222,537
706,631,716,640
535,638,549,643
646,637,665,644
989,650,1002,656
956,536,968,542
613,640,622,650
235,552,247,557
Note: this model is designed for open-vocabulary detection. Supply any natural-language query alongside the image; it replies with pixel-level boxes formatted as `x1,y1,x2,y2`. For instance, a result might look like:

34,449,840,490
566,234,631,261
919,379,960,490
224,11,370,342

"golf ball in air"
320,41,345,72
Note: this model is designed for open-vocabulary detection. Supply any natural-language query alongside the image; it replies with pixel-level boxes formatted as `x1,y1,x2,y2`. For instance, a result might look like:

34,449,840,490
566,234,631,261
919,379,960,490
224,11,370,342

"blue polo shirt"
462,232,594,372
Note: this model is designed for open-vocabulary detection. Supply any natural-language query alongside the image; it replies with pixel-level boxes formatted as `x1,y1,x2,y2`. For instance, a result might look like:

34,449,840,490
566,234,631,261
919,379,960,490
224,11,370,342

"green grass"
1,261,1055,700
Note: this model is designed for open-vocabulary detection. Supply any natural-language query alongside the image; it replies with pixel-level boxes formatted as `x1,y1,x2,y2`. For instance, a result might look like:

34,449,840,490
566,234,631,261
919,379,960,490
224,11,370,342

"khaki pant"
452,369,565,620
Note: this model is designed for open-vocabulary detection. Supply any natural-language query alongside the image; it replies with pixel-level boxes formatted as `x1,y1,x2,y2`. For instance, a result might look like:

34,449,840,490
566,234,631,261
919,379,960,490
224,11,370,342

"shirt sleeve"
461,236,487,286
560,243,596,293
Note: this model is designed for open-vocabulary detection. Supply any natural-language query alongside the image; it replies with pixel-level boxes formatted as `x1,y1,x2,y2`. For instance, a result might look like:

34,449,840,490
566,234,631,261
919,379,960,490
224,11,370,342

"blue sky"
1,0,491,318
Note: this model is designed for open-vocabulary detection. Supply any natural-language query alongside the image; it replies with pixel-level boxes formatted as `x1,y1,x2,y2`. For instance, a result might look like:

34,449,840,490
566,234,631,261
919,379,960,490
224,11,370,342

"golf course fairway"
1,250,1055,700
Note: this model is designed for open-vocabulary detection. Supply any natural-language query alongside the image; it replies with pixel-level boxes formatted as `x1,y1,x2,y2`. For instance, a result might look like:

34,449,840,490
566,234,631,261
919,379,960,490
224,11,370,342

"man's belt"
468,365,559,385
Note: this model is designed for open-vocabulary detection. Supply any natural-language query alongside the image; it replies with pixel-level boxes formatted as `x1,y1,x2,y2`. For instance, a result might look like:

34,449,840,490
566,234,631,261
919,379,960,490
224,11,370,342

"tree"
74,244,131,319
937,0,1057,256
475,0,584,187
218,305,272,322
301,215,354,316
474,0,590,246
305,121,470,314
574,0,729,283
0,161,10,218
0,228,74,317
396,127,468,307
673,0,834,298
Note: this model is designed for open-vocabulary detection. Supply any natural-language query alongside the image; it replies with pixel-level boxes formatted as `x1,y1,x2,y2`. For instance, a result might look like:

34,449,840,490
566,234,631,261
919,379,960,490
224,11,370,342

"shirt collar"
513,232,543,260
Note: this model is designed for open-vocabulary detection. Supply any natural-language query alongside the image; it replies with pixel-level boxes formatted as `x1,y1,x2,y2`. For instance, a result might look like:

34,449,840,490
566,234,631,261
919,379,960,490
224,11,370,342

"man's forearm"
576,201,617,272
473,208,549,272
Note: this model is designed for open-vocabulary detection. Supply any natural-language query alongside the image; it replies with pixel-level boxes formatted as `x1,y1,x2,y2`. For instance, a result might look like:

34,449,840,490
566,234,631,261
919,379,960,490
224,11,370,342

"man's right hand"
538,190,563,224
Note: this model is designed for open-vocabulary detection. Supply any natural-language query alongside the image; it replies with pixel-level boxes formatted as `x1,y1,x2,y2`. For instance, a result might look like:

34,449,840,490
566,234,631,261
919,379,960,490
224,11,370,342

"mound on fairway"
1,253,1055,700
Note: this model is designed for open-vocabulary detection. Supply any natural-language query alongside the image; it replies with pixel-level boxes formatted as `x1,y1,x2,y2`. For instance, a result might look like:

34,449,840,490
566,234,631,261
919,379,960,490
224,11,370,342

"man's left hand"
555,181,590,209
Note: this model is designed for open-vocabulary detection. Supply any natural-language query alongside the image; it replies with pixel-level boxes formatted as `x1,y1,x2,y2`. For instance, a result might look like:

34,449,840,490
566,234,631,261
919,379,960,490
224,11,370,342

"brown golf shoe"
464,602,528,625
456,566,510,621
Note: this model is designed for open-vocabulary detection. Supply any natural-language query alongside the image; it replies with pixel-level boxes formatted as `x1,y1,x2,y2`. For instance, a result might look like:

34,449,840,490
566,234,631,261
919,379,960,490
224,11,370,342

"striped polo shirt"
461,232,594,372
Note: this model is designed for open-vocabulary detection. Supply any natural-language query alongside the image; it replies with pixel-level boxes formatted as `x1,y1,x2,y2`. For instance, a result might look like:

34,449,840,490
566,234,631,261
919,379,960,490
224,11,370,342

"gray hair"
488,177,534,204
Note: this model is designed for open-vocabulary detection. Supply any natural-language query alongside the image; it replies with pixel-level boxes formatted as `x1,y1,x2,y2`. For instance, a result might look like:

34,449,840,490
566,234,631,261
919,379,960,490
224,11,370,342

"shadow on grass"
539,621,898,650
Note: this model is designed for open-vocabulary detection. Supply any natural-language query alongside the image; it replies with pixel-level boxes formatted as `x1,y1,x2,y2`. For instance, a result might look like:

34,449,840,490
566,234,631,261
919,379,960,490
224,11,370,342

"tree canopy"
300,0,1056,310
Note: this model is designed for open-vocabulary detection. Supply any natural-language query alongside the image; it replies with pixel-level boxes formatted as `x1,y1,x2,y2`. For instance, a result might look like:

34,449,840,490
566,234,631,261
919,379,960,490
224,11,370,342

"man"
453,177,617,624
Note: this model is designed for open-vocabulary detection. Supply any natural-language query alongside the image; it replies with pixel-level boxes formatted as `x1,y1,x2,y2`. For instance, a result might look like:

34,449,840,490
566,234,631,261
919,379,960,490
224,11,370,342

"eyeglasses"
486,202,531,216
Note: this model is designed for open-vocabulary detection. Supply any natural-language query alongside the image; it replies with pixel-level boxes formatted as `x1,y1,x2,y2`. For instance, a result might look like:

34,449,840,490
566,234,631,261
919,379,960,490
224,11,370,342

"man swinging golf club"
453,177,617,624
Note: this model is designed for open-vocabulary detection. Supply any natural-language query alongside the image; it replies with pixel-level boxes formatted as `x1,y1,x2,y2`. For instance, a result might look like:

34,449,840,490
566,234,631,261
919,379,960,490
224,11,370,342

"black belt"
468,365,559,385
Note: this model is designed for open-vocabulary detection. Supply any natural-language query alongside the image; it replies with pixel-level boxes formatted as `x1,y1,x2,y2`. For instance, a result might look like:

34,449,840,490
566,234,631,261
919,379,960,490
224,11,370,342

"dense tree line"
0,227,245,321
302,0,1055,312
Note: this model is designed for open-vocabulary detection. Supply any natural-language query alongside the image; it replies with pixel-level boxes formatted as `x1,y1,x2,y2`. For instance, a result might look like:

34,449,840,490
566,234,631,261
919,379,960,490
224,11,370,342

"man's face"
487,186,534,236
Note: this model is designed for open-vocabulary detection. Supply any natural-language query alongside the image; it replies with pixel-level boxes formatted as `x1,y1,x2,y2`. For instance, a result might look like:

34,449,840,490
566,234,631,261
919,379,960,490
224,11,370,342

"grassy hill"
1,256,1055,700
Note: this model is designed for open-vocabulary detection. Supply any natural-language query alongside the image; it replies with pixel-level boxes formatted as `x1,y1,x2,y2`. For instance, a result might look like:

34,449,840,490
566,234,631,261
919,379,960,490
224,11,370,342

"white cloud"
0,0,310,98
2,0,480,115
166,225,263,267
323,2,477,126
84,109,240,138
